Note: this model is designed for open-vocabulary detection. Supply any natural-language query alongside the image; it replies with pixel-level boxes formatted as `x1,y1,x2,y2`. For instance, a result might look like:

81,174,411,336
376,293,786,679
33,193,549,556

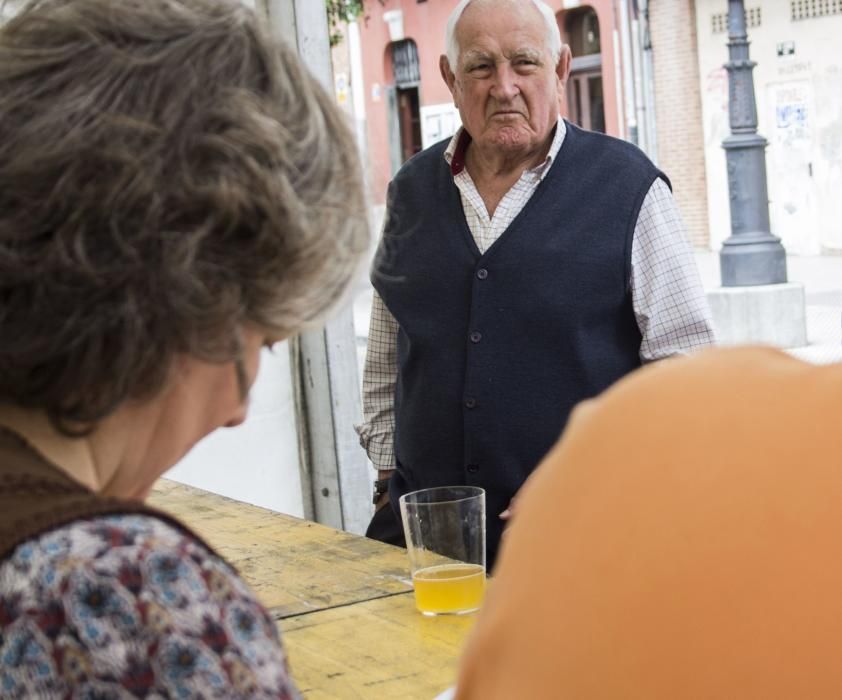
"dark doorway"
387,39,423,174
397,87,422,163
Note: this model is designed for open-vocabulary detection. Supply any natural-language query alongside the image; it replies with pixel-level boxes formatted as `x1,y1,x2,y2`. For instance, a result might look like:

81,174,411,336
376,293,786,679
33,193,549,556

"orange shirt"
456,347,842,699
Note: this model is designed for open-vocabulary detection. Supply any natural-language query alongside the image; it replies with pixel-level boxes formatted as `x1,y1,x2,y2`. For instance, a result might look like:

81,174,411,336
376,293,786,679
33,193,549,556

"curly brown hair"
0,0,369,431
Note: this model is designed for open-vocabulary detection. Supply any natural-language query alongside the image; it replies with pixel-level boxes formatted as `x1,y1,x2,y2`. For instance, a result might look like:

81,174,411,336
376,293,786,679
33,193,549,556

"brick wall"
649,0,711,248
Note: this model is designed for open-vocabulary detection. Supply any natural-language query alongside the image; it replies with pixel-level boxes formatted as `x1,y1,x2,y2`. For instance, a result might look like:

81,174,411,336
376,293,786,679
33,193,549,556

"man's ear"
440,54,457,97
556,44,572,88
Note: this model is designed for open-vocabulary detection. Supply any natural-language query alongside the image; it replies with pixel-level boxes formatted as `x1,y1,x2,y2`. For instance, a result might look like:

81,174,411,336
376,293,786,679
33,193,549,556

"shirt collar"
0,405,99,493
444,117,567,178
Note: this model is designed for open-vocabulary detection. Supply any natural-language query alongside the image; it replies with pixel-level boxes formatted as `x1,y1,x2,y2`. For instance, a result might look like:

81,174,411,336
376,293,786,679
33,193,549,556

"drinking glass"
398,486,486,616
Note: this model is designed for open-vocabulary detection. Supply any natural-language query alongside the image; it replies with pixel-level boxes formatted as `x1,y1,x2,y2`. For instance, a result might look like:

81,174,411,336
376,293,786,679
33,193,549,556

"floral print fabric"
0,514,299,699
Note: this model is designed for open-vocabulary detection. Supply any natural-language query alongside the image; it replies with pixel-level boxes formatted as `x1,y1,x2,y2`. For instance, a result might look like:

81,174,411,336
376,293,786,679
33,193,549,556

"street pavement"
351,251,842,383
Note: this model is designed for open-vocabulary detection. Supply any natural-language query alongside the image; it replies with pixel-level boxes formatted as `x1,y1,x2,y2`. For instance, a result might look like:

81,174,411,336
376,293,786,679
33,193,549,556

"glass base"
419,606,480,617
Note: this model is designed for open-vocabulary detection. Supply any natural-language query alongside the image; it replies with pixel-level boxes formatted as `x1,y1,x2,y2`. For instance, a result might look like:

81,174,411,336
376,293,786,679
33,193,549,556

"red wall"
360,0,456,203
359,0,622,203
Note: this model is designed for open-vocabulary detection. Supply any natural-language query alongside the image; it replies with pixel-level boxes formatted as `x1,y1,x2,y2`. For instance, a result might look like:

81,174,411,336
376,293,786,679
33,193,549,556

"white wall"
695,1,842,254
166,344,306,517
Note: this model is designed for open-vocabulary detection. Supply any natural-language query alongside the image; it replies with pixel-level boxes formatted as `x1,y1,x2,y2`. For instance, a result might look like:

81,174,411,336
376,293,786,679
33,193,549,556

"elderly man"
358,0,715,566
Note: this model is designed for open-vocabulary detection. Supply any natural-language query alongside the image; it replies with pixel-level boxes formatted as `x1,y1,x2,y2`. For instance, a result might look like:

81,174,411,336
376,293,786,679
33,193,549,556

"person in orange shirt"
455,346,842,699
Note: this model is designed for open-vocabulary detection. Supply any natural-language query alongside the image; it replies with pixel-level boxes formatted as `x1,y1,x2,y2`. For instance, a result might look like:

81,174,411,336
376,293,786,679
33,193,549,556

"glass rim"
399,485,485,507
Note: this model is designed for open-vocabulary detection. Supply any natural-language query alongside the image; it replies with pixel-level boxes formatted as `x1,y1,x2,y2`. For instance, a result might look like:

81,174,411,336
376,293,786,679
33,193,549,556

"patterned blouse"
0,514,299,699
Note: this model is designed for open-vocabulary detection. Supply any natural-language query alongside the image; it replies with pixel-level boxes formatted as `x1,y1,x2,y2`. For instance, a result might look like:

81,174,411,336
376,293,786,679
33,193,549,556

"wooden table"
149,479,476,699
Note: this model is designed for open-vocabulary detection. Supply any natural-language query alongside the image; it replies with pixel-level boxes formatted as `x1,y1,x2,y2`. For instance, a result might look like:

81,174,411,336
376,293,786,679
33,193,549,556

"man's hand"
374,490,390,513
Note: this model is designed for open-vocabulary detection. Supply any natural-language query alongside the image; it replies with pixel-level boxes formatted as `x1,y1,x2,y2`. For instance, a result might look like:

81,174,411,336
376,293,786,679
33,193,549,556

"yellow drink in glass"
412,563,486,615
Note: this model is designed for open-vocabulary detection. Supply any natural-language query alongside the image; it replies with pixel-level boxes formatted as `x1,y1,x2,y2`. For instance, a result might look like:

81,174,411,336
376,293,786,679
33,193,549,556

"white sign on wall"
420,103,462,149
773,81,810,143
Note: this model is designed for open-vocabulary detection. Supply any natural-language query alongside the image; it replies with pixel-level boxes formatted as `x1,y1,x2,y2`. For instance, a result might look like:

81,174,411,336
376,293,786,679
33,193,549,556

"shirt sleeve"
0,514,300,700
355,290,398,472
631,178,717,362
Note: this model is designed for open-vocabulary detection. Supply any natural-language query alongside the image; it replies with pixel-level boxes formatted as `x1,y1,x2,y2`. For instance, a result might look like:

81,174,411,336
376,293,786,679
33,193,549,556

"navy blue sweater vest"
373,122,667,566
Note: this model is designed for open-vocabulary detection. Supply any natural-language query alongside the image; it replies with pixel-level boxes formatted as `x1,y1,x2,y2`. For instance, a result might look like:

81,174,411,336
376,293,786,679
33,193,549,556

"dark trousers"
364,470,407,548
365,500,406,547
366,469,505,570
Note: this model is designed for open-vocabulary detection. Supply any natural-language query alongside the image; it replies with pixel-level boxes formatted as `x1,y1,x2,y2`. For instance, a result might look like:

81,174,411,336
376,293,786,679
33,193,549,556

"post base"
706,282,806,348
720,234,787,286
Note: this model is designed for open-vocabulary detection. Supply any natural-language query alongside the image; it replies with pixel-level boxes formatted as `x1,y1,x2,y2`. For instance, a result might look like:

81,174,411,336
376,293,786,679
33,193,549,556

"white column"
613,29,626,138
348,20,369,158
618,0,638,144
263,0,372,535
630,15,648,155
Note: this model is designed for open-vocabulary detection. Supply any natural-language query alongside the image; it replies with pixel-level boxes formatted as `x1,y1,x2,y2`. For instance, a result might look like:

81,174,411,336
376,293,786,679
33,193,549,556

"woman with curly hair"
0,0,368,696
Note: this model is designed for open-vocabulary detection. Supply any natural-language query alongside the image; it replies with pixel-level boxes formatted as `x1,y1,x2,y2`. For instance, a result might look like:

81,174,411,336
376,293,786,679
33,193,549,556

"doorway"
569,70,606,134
386,39,423,174
397,86,422,163
563,7,606,133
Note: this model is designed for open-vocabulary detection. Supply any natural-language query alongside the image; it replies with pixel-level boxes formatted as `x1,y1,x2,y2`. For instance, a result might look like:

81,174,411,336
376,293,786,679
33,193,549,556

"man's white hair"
444,0,562,70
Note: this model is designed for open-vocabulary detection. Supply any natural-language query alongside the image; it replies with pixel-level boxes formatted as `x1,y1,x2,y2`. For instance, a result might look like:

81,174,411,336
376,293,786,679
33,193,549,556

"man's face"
443,0,565,158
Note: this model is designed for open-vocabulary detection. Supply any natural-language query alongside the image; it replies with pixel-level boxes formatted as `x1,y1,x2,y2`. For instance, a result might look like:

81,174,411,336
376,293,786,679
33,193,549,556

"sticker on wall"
773,81,810,144
335,72,348,106
776,41,796,57
767,80,818,255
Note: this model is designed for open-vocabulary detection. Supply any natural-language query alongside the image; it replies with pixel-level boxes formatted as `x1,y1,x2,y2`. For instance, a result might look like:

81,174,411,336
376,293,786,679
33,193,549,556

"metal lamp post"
719,0,787,287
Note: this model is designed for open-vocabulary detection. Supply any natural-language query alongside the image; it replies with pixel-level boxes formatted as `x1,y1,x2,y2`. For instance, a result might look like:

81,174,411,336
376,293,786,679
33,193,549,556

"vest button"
476,268,488,280
470,331,482,343
466,463,479,474
465,397,477,409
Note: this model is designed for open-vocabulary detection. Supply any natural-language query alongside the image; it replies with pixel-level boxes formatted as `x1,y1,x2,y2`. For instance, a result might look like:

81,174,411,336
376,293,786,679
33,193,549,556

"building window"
566,7,601,57
711,7,762,33
791,0,842,20
391,39,420,87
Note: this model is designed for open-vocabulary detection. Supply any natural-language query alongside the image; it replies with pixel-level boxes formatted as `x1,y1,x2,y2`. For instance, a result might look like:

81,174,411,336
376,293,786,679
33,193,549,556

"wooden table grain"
148,478,412,618
282,594,475,699
148,479,475,699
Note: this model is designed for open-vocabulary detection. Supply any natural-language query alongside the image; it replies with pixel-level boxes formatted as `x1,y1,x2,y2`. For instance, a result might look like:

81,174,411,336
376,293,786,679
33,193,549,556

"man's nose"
490,63,519,101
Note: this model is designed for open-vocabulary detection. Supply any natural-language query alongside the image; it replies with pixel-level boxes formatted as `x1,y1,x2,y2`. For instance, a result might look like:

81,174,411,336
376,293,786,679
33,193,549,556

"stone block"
706,282,807,348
